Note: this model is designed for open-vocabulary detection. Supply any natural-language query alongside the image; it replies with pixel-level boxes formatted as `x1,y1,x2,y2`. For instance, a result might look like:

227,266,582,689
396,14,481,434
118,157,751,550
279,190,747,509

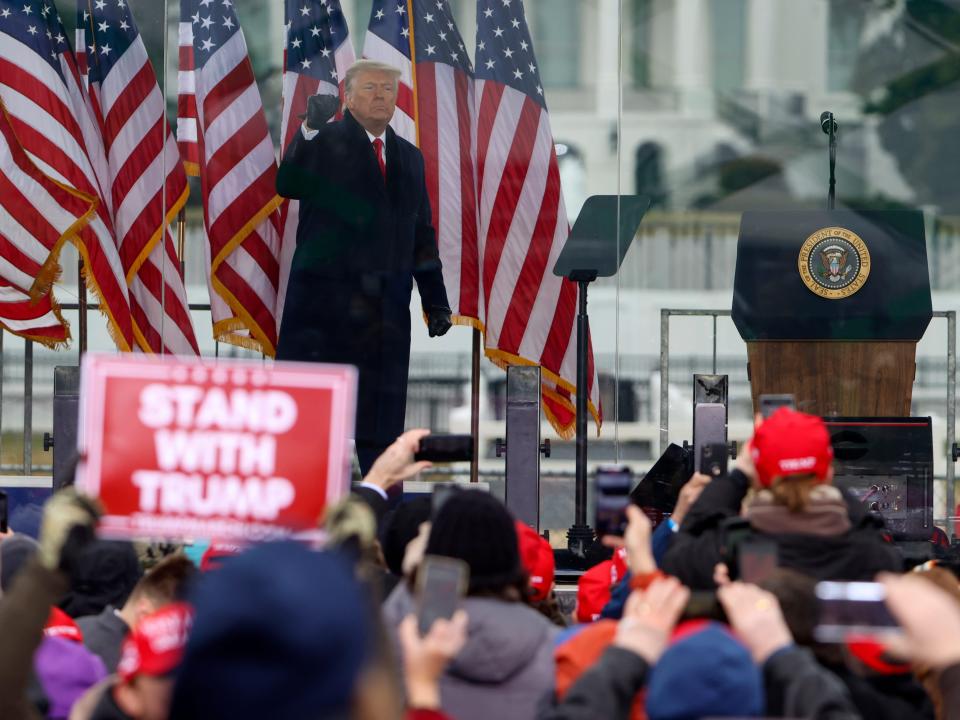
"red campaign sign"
76,353,357,543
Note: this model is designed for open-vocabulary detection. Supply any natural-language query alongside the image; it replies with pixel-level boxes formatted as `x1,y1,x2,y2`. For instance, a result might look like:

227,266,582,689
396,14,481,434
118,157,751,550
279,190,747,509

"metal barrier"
658,308,958,535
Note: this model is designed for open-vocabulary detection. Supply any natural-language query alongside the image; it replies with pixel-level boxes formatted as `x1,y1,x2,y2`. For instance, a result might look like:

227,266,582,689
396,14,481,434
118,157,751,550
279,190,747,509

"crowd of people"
3,408,960,719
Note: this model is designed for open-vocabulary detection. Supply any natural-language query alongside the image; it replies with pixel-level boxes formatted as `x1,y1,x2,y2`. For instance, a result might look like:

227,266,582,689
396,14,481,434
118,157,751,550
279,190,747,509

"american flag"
362,0,415,142
79,0,199,355
0,101,89,347
474,0,600,435
178,0,282,356
278,0,354,325
366,0,480,326
0,0,134,350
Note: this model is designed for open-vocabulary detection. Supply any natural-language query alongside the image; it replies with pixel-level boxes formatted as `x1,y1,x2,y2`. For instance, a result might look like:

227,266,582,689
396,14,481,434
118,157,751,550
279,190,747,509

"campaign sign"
77,354,357,543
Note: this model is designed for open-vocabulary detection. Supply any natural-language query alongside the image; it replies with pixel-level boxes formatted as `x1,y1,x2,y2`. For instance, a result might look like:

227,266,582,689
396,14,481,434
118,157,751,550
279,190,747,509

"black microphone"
820,111,837,134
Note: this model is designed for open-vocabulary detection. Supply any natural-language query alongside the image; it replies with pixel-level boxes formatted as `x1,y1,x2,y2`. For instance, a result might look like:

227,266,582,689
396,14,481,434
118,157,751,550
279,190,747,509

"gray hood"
383,583,556,684
447,597,556,683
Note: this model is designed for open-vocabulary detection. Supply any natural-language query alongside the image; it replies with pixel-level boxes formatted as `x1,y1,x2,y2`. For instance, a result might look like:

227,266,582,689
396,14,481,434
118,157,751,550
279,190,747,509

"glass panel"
620,0,959,543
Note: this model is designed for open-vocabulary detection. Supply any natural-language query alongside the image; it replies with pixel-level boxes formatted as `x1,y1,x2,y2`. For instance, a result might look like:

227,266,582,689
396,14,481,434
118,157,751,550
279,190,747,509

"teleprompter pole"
567,275,596,556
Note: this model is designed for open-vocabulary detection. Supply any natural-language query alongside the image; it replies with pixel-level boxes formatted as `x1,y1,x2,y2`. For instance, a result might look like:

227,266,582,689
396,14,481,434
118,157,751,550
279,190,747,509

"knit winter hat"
34,636,107,720
426,490,522,594
171,542,369,720
645,621,764,720
59,540,142,618
751,407,833,487
381,497,432,576
0,533,38,591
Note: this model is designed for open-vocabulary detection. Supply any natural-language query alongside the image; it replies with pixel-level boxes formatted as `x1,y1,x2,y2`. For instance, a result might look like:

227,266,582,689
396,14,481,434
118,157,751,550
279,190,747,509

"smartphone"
416,555,469,635
759,393,796,419
594,465,634,537
737,539,778,584
415,434,474,463
431,483,460,518
692,403,726,473
814,581,901,643
0,490,7,533
718,516,752,579
699,443,728,479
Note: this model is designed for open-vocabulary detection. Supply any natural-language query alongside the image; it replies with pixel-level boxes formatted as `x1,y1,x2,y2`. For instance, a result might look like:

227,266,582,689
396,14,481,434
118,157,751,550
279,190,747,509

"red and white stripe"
415,61,480,325
474,81,601,436
177,18,282,355
0,24,134,350
0,104,99,346
83,31,199,355
362,24,415,142
176,30,201,177
0,281,68,346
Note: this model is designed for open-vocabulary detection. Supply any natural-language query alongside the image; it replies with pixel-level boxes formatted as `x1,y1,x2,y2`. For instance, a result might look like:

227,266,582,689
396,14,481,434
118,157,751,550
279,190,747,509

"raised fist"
304,93,340,129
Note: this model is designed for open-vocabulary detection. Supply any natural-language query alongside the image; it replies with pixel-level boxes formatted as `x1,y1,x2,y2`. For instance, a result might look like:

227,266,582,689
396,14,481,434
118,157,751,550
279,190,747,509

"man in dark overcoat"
276,59,451,474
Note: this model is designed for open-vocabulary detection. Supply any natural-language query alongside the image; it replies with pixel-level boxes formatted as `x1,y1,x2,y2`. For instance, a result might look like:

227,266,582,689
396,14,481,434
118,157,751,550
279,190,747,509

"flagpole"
177,208,186,279
78,260,87,355
470,328,480,483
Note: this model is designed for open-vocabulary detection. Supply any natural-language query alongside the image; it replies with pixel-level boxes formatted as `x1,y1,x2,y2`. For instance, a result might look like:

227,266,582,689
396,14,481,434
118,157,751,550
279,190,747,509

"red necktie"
372,138,386,180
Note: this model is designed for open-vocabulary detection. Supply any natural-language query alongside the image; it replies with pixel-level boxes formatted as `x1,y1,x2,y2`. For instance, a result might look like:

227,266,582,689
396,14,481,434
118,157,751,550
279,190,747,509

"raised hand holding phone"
594,464,634,538
416,555,469,636
399,610,468,710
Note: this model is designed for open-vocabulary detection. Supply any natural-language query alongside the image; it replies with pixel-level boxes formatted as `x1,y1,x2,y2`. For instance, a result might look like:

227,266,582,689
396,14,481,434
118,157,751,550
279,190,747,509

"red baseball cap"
117,603,192,683
44,607,83,643
576,559,622,623
751,408,833,487
515,521,555,602
845,636,911,675
200,541,243,572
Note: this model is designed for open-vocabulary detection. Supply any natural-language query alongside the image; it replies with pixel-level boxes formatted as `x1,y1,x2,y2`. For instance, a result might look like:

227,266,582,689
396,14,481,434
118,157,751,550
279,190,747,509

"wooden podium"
732,210,932,417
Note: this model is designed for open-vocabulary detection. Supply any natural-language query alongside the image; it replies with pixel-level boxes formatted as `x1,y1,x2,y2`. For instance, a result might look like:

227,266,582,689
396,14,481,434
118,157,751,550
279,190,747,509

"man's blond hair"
344,59,402,95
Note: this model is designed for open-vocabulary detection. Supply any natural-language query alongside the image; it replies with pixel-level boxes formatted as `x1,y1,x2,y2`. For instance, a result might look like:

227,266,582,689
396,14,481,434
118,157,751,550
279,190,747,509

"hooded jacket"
661,469,902,590
384,583,557,720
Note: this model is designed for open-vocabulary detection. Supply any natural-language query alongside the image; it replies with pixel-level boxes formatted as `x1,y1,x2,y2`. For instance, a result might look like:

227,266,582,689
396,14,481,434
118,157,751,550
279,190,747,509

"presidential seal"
797,226,870,299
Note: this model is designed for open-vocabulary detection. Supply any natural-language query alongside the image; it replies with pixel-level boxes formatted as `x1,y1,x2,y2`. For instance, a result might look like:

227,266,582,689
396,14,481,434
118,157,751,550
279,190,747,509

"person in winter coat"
81,603,192,720
76,554,195,673
541,577,864,720
275,59,451,476
662,408,901,590
0,490,102,720
383,490,558,720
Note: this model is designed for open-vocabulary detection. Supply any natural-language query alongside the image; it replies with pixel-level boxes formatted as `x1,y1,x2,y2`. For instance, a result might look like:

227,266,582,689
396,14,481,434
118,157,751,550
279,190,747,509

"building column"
673,0,712,113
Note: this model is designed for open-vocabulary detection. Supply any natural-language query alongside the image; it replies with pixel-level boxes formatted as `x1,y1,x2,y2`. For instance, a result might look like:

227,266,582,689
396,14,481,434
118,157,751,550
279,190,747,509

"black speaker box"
825,417,933,540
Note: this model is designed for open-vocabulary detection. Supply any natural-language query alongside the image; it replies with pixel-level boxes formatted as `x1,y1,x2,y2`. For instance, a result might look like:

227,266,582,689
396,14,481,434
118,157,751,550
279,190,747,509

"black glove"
427,307,453,337
302,94,340,130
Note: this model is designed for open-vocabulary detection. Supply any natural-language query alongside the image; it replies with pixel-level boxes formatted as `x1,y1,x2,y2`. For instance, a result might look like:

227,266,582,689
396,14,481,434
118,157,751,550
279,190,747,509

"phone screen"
814,581,901,642
416,555,469,635
415,435,474,463
594,465,633,537
759,394,796,419
738,539,778,584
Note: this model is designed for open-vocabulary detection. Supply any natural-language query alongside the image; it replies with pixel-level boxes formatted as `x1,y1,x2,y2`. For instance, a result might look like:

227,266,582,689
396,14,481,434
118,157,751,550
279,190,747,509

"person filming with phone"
662,407,901,590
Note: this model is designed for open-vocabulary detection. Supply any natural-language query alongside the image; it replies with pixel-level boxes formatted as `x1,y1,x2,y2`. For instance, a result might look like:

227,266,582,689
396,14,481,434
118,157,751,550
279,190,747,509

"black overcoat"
275,111,449,464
